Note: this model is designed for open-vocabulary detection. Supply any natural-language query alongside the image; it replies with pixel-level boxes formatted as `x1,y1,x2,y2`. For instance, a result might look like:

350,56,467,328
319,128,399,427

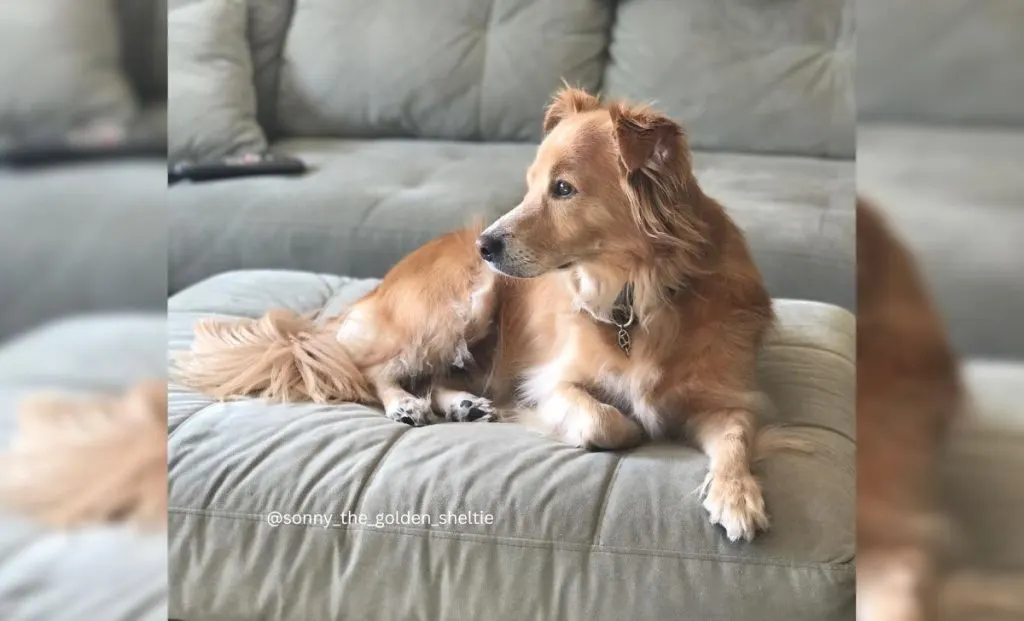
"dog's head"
478,87,703,279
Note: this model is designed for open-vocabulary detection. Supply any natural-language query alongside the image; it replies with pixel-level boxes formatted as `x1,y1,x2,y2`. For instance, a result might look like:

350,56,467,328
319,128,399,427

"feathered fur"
0,379,167,529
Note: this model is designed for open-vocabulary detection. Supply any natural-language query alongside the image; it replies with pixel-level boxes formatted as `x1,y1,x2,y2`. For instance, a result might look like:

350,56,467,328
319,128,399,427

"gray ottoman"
168,270,856,621
0,315,167,621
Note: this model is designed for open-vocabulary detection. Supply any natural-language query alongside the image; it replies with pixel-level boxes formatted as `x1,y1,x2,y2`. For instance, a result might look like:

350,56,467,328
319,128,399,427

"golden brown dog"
178,87,776,541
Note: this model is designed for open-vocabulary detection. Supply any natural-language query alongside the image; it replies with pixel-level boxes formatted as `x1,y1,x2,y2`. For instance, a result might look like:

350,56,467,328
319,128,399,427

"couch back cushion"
117,0,167,103
857,0,1024,126
274,0,612,142
603,0,853,158
0,0,138,145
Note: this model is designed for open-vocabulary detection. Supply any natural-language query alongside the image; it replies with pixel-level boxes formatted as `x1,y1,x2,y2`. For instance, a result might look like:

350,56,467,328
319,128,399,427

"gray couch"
0,0,168,342
856,0,1024,583
168,0,856,310
164,1,857,620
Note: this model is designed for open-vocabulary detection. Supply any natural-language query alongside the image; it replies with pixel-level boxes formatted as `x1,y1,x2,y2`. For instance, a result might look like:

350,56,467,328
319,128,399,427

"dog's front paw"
446,396,496,423
385,396,437,427
700,470,769,542
572,404,644,451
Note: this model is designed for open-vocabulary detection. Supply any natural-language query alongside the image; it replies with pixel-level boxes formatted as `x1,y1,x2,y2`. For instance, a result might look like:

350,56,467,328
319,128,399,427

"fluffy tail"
0,379,167,529
173,309,375,404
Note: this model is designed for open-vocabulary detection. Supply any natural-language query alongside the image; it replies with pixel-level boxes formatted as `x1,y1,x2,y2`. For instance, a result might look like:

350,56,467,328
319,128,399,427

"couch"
856,0,1024,587
0,0,168,342
165,1,857,620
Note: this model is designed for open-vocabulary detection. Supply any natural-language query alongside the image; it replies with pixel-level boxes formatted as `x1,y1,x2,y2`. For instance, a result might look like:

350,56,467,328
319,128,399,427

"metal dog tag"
616,326,632,357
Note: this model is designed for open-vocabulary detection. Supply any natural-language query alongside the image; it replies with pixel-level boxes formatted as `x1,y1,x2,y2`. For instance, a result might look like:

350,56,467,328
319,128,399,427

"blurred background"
857,0,1024,618
0,0,168,620
0,0,1021,619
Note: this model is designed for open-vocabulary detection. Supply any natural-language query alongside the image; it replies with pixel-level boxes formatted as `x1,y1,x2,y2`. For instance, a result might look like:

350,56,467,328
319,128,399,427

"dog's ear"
609,103,688,174
543,86,600,134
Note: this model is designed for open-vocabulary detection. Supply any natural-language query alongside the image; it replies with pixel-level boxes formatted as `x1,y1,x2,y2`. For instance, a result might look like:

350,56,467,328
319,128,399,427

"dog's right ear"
543,86,600,134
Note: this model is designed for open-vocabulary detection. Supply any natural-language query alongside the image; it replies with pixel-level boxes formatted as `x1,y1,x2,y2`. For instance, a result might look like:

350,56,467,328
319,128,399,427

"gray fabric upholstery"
168,0,266,162
857,124,1024,358
603,0,854,158
947,361,1024,570
169,138,854,310
275,0,612,141
246,0,297,139
0,0,137,146
857,0,1024,126
167,270,855,621
0,315,167,621
0,162,168,342
117,0,167,103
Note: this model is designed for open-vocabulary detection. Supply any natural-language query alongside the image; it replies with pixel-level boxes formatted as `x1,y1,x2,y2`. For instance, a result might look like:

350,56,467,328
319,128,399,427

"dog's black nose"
477,233,505,261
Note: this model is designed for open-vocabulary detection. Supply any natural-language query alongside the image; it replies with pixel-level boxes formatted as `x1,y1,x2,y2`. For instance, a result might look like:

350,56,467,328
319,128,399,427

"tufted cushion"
168,270,855,621
275,0,613,142
857,124,1024,358
0,315,167,621
603,0,854,158
946,361,1024,570
857,0,1024,126
169,138,855,310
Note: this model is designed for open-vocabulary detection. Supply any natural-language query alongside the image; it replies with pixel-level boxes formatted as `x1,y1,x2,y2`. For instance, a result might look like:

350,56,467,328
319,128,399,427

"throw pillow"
168,0,267,163
0,0,138,148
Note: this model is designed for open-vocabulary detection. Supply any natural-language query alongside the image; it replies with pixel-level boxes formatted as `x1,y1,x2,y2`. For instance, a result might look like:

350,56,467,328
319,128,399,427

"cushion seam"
589,455,624,546
764,343,854,367
168,507,854,571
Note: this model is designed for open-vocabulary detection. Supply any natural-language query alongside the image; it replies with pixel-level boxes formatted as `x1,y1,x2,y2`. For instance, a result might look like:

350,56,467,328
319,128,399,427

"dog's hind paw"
385,397,437,427
446,396,497,423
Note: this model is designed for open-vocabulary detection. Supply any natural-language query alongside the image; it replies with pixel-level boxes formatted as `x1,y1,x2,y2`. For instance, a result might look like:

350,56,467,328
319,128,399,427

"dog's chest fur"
515,308,672,437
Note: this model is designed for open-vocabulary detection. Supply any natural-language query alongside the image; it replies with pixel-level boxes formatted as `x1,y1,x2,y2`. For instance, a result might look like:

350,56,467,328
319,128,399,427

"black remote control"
1,121,164,168
169,152,307,183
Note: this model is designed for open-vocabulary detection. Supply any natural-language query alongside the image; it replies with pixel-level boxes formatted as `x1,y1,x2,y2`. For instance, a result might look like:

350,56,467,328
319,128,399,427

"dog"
177,87,777,542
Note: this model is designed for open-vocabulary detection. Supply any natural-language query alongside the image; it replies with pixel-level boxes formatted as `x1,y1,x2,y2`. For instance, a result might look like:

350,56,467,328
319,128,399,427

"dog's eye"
550,179,576,199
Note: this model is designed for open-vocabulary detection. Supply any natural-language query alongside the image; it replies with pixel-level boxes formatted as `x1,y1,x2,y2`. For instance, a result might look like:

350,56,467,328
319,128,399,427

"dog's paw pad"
447,396,496,423
700,471,769,542
386,397,435,427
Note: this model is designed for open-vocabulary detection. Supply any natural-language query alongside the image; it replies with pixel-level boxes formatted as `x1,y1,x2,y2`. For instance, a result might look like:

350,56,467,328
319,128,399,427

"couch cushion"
857,0,1024,126
275,0,612,142
0,0,138,146
117,0,168,103
0,161,168,341
169,138,854,310
0,315,166,621
168,0,267,162
168,270,854,621
944,360,1024,571
603,0,853,158
857,123,1024,358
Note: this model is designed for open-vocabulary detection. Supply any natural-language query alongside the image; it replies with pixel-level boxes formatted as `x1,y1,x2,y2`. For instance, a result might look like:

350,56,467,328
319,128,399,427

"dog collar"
610,283,636,356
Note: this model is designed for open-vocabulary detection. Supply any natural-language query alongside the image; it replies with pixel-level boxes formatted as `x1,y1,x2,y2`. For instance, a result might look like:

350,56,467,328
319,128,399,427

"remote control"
169,153,307,183
1,121,164,168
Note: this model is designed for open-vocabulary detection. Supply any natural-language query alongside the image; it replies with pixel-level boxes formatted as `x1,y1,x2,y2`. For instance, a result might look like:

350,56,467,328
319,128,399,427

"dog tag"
617,327,631,357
